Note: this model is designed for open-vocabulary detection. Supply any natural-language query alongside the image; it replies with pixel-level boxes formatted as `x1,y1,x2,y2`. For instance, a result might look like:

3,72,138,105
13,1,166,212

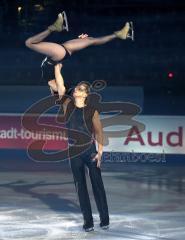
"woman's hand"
58,63,63,70
78,33,89,39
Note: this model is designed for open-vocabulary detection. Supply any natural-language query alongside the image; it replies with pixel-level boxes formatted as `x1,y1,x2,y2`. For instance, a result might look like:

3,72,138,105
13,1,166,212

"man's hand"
78,33,89,39
92,151,103,168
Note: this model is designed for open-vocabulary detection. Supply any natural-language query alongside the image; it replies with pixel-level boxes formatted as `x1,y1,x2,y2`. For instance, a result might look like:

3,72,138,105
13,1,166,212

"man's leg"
70,156,94,230
85,155,109,228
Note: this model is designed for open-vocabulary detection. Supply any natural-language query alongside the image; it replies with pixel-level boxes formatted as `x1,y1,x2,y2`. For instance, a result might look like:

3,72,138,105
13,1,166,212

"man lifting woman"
25,11,134,99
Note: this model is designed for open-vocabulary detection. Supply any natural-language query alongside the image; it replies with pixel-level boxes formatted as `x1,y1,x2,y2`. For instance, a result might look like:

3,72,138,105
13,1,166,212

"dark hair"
77,81,91,95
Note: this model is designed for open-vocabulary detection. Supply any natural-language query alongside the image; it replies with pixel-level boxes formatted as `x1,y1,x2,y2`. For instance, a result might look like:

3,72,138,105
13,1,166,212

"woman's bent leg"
25,29,66,61
25,12,67,61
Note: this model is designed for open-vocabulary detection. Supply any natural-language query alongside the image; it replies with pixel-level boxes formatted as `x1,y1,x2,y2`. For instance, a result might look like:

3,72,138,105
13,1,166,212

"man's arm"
54,63,66,96
92,110,104,168
54,63,72,113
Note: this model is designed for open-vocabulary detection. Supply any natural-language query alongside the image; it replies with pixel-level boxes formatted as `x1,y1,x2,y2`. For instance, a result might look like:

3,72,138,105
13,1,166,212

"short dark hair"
77,81,91,94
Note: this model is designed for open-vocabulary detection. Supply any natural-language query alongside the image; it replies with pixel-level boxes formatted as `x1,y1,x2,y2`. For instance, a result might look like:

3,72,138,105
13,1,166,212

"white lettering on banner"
0,128,18,139
0,128,67,140
102,115,185,154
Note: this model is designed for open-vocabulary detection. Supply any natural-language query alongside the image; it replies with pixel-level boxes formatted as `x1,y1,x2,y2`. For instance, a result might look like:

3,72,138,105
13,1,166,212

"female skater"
25,11,134,99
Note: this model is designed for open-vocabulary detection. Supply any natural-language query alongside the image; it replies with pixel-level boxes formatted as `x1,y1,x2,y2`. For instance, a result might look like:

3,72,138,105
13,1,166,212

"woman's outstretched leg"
63,34,115,54
25,13,68,61
63,22,132,54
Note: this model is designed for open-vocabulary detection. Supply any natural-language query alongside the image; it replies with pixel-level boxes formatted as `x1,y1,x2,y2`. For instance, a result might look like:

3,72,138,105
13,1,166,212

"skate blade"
61,11,69,32
127,21,134,41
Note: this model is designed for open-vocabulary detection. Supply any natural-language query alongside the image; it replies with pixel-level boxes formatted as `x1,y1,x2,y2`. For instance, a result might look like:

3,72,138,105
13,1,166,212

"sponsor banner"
0,114,184,154
0,114,68,150
102,115,185,154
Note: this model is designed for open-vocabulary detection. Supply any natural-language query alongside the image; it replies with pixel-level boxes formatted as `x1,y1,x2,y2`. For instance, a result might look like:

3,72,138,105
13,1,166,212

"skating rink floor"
0,164,185,240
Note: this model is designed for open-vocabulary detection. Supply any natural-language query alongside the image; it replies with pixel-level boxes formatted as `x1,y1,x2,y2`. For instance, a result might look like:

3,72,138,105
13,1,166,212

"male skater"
54,64,109,232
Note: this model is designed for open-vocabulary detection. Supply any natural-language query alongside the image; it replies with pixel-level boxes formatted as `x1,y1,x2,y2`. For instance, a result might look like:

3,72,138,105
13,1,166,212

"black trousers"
69,143,109,227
